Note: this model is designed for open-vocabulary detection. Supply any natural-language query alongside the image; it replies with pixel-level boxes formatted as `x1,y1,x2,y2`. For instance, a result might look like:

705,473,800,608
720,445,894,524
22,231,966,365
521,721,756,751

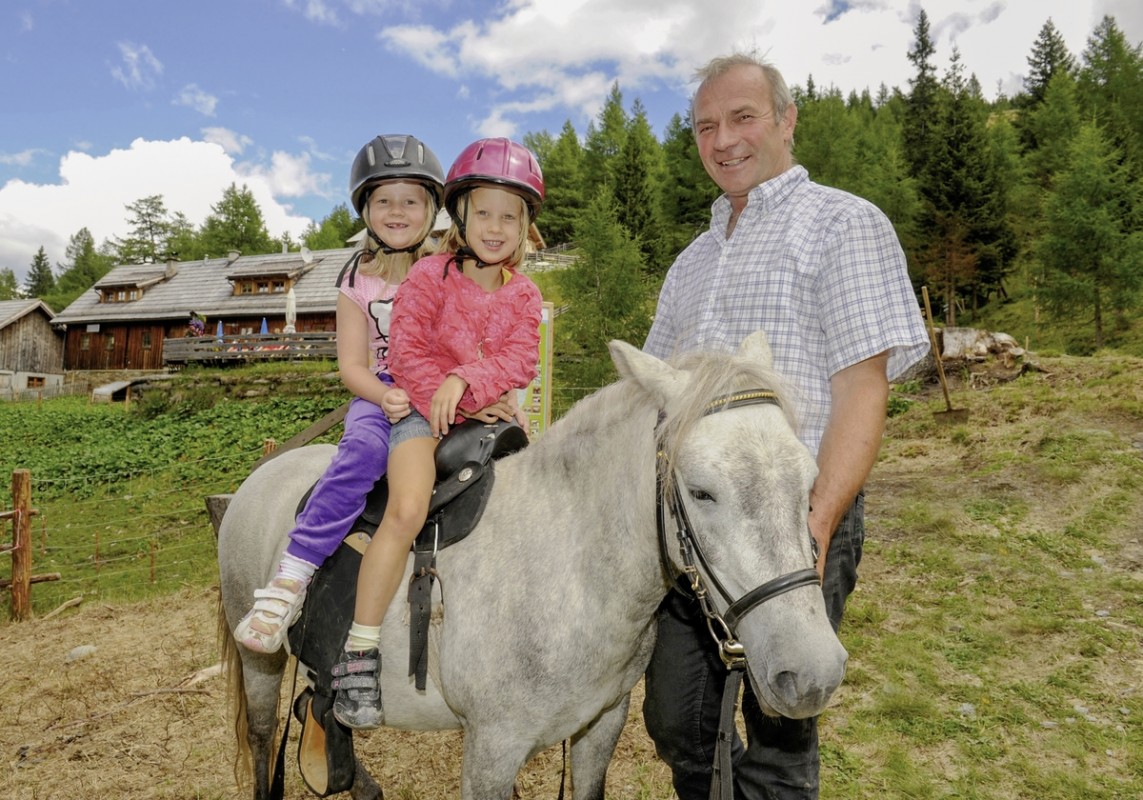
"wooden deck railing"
162,332,339,365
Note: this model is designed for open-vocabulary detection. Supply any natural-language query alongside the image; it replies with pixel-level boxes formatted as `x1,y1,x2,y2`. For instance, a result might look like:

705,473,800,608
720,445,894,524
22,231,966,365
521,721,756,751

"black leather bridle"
656,389,821,665
655,388,822,799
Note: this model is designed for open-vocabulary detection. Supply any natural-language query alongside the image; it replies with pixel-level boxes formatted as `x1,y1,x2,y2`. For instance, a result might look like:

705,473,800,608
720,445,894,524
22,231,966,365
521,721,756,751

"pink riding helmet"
443,138,545,223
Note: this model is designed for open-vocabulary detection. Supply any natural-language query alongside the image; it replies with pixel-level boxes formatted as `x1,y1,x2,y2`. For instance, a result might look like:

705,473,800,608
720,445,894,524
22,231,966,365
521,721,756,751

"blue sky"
2,0,1140,286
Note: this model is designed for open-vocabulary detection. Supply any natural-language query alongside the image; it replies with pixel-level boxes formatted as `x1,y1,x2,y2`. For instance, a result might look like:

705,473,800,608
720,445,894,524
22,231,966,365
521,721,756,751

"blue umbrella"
216,320,224,341
260,317,269,335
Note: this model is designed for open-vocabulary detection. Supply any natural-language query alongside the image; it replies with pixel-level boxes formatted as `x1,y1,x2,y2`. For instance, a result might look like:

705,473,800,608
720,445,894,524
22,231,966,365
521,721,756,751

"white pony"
217,332,848,800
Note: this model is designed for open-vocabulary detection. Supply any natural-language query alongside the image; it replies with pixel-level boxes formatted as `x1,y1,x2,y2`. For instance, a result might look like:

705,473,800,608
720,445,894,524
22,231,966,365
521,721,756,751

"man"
642,52,929,799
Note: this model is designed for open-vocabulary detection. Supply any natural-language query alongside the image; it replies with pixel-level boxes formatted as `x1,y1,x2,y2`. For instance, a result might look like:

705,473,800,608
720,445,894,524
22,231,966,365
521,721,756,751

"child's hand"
381,387,411,423
429,375,468,437
464,391,525,427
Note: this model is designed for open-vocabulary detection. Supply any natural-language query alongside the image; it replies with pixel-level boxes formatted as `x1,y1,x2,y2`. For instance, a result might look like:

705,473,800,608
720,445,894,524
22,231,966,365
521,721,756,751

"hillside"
1,352,1141,799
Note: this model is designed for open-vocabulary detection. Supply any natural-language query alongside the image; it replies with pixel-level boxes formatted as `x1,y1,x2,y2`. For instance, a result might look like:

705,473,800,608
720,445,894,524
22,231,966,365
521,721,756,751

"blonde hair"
440,185,530,270
356,182,439,283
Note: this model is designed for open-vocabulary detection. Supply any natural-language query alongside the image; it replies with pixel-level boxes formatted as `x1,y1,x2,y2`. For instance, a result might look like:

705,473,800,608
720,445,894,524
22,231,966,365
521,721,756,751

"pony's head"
609,330,847,719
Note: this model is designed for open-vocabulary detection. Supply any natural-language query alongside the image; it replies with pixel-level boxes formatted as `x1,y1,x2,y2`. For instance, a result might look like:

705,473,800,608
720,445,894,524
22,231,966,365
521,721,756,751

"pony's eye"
689,489,715,503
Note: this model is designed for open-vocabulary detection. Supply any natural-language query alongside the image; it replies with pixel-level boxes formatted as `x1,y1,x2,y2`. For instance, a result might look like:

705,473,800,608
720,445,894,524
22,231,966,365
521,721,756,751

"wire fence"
4,446,264,617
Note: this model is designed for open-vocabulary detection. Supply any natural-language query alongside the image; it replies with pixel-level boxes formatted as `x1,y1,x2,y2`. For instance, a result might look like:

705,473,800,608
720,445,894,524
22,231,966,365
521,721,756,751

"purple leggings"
284,386,392,566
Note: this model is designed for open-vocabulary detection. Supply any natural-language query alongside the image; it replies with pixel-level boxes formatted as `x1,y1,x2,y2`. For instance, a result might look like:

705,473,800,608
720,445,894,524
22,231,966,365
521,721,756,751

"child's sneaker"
233,576,307,653
331,648,383,729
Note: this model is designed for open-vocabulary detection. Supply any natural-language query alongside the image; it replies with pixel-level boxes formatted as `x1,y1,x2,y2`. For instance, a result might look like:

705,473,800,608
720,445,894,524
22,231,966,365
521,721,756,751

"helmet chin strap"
368,226,426,255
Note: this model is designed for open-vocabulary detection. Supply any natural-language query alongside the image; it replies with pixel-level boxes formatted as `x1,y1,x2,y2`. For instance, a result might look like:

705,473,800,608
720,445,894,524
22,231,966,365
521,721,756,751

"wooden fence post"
262,438,278,457
8,470,32,621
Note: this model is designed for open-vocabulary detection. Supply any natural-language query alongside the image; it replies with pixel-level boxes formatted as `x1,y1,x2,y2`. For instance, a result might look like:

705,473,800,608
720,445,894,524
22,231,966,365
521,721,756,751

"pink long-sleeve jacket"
389,253,542,422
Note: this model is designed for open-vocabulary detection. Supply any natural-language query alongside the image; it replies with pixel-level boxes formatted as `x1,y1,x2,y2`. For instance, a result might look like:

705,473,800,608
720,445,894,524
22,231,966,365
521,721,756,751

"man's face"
693,64,797,212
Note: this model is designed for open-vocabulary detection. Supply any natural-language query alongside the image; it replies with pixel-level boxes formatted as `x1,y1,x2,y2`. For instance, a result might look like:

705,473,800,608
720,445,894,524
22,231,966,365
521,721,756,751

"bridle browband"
655,389,821,669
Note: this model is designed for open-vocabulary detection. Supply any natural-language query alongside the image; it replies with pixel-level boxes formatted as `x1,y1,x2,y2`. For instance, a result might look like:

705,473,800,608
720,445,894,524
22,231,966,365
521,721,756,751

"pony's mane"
656,348,799,495
531,347,798,497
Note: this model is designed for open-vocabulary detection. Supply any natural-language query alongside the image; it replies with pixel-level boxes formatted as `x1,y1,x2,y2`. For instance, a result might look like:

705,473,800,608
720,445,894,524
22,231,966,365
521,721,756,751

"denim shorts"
389,408,433,449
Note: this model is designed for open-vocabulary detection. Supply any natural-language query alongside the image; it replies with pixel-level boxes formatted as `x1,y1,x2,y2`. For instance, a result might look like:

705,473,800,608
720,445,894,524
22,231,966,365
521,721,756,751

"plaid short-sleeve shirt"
644,166,929,455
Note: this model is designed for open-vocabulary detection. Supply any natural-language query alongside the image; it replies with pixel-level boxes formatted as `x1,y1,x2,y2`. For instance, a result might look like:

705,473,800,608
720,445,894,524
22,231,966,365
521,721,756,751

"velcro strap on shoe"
330,656,378,678
330,673,377,692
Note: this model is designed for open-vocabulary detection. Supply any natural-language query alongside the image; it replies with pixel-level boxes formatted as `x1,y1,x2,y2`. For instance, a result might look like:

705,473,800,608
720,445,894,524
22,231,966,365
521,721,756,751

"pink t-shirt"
338,270,401,376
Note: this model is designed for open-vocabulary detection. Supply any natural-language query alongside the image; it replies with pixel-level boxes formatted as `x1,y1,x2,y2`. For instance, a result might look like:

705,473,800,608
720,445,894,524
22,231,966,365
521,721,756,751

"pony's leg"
569,693,630,800
350,761,383,800
459,729,530,800
239,650,290,800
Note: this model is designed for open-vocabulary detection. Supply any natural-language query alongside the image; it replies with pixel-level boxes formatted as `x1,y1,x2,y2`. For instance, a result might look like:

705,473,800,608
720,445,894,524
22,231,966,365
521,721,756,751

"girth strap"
723,568,821,631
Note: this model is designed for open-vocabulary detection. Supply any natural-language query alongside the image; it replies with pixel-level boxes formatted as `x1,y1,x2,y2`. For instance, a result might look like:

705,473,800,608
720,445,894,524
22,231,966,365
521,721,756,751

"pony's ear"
608,340,687,406
737,330,774,367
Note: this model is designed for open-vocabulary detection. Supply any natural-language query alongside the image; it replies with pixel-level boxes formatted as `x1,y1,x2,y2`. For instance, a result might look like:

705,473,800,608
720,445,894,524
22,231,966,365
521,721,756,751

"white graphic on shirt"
368,297,395,367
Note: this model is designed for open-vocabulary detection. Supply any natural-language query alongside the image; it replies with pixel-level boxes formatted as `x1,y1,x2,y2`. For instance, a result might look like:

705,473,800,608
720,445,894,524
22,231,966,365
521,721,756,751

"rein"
655,389,821,800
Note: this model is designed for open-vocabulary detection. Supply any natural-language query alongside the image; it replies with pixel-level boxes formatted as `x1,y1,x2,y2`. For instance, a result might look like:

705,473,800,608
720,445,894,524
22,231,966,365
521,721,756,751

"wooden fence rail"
162,332,339,365
1,469,59,621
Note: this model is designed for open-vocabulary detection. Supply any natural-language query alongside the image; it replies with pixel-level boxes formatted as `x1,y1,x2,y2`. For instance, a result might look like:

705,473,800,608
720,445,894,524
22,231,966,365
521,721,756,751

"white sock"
345,622,382,652
277,553,317,584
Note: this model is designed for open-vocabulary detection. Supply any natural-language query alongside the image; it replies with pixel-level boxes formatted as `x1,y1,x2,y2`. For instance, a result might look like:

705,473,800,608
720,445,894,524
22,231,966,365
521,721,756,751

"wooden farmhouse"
52,248,354,370
0,299,65,394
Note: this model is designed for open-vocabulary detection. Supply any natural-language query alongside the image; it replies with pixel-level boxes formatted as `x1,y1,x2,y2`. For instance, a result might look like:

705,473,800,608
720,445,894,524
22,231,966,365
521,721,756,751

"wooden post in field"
8,470,32,621
263,438,278,457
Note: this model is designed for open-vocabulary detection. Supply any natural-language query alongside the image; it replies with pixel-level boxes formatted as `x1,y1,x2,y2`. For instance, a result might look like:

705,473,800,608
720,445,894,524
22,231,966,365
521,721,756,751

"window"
80,334,91,351
142,331,152,350
257,282,270,294
273,281,286,293
105,335,115,351
27,376,45,389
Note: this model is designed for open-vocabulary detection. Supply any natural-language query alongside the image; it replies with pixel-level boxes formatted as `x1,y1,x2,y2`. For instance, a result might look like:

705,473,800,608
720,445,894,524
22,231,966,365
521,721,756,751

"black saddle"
284,417,527,796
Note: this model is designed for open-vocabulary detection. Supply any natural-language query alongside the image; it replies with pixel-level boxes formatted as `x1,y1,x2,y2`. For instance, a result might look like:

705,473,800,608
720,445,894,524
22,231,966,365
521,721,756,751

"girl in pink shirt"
332,138,544,728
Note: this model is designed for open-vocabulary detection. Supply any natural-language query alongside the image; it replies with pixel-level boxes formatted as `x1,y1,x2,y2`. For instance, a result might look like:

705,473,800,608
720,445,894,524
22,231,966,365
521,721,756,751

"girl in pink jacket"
332,138,545,728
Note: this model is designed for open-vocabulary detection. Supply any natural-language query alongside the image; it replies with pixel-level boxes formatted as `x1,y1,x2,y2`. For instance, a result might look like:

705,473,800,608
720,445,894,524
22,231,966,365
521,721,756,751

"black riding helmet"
337,134,445,287
349,135,445,251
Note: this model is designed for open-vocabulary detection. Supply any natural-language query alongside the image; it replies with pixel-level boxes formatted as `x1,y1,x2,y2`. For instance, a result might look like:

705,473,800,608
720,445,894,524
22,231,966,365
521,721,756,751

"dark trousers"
643,494,864,800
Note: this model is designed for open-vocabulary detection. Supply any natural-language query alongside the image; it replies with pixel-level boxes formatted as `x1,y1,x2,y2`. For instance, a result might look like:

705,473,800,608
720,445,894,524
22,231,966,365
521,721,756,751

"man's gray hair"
689,52,794,129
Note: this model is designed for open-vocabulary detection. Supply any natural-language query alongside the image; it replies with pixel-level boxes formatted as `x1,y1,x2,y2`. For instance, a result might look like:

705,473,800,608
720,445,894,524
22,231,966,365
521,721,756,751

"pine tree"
1023,18,1077,106
553,189,651,414
659,113,719,257
46,227,116,309
535,121,586,247
115,195,173,264
903,10,941,181
583,83,628,191
1077,16,1143,182
613,101,667,274
922,49,1016,319
303,204,363,251
793,87,861,191
0,268,20,300
1035,122,1143,349
1022,72,1082,192
199,183,274,257
25,246,55,297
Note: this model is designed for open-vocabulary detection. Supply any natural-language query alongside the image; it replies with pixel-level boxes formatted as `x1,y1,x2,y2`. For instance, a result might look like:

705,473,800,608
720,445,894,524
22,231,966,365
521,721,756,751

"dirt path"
0,587,672,799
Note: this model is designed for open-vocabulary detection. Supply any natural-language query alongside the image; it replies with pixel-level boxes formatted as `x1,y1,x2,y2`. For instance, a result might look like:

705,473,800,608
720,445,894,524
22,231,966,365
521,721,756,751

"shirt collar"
710,165,808,238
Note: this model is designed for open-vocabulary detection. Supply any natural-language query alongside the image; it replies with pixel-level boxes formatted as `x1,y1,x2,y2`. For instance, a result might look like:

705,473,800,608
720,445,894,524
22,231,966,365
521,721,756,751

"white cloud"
202,127,254,155
174,84,219,116
110,42,163,91
0,139,315,281
20,11,33,31
238,150,333,199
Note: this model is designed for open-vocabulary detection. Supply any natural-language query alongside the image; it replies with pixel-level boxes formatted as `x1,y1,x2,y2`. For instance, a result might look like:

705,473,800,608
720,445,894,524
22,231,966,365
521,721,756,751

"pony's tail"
218,594,254,794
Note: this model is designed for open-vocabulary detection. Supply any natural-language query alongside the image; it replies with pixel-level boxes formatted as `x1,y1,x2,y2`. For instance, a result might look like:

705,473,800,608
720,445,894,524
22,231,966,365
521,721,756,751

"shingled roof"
0,298,56,329
52,248,356,326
